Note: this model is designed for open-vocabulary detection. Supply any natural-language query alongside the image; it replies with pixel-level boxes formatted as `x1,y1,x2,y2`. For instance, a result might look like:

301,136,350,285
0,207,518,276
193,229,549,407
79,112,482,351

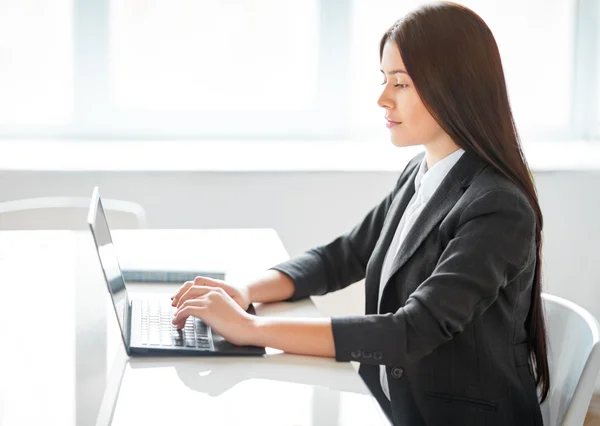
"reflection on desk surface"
99,350,391,426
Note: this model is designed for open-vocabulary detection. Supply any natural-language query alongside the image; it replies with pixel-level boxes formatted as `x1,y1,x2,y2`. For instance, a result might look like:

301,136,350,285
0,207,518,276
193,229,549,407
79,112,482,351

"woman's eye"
381,82,408,88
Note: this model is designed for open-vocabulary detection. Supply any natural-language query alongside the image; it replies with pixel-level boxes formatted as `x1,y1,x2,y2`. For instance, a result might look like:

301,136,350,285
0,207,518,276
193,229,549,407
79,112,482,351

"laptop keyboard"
139,299,214,350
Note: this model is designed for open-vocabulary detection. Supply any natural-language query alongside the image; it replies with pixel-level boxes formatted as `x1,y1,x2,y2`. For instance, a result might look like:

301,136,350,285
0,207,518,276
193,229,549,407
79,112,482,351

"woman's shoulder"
464,163,535,221
469,162,529,199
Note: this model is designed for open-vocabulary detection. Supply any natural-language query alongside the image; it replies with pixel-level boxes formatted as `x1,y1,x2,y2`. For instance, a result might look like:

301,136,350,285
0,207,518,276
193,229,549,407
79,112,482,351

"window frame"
571,0,600,140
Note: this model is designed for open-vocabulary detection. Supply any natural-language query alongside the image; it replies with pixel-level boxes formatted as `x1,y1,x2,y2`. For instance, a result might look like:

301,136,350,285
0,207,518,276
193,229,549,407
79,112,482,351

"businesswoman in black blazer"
171,2,550,425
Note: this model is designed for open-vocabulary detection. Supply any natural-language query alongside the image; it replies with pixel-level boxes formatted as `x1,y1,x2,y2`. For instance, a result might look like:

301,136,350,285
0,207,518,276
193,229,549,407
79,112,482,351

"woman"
171,2,549,425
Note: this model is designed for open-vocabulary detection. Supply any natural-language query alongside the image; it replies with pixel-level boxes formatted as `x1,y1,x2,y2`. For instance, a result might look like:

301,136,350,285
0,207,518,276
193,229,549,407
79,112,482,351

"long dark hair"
380,1,549,401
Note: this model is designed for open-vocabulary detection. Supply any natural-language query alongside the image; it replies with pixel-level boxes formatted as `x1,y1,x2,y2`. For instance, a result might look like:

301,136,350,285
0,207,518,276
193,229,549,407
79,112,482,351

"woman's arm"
245,269,296,304
243,188,536,362
199,271,337,357
252,317,335,358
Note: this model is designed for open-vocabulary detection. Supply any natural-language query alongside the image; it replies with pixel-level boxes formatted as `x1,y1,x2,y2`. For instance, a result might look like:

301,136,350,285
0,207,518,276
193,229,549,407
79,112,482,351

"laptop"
87,187,266,357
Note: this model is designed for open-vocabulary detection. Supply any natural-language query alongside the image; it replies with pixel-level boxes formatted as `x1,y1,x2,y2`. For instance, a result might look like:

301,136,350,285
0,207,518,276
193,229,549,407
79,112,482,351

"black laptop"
87,187,265,356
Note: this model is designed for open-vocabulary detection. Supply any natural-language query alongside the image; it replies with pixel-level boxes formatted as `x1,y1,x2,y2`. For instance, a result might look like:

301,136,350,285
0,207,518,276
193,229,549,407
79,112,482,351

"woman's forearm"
251,316,336,358
246,269,296,304
244,270,335,357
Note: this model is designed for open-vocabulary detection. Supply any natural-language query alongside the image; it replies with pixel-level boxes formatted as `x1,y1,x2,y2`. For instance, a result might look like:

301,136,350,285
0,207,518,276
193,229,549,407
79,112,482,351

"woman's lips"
386,120,401,128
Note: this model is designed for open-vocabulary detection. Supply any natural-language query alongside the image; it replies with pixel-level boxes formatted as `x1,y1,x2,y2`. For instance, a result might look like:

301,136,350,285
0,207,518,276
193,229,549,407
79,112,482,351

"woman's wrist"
244,314,264,346
245,283,256,305
239,284,252,306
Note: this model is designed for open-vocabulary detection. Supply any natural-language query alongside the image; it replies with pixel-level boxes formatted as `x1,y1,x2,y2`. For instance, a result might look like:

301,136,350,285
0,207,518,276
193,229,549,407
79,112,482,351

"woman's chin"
390,137,420,148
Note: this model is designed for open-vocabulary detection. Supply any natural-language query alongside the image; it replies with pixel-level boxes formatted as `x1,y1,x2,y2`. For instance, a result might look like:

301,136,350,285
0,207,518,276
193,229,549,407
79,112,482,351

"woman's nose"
377,89,394,110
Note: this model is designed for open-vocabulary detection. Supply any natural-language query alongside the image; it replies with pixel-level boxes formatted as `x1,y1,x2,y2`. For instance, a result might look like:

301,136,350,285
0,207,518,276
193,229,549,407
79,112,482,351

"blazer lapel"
364,159,420,314
377,150,488,306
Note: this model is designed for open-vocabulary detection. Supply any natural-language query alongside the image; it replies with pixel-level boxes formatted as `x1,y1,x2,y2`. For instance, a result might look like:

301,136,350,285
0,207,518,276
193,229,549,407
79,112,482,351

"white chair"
0,196,147,230
541,293,600,426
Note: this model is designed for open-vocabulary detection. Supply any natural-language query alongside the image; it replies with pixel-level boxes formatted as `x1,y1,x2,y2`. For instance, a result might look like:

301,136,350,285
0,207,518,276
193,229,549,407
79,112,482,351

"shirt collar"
414,148,465,202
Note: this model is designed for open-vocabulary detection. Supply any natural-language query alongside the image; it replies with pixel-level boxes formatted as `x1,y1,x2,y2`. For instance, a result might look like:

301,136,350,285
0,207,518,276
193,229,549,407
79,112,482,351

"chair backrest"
540,293,600,426
0,196,147,230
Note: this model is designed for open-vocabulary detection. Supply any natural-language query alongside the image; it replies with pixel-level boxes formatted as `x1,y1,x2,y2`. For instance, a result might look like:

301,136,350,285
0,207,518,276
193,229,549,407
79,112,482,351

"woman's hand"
171,276,251,311
171,287,256,346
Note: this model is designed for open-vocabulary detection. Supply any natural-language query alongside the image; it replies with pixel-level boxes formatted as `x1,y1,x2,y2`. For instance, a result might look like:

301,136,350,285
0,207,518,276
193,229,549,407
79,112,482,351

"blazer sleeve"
270,155,422,302
330,187,537,366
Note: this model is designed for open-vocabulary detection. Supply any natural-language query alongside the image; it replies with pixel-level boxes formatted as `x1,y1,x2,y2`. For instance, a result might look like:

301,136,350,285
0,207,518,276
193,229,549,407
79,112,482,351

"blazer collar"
367,149,488,313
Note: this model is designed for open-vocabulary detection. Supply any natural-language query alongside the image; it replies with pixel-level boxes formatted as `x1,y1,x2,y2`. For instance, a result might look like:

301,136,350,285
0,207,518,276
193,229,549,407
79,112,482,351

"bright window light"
0,0,73,126
109,0,320,112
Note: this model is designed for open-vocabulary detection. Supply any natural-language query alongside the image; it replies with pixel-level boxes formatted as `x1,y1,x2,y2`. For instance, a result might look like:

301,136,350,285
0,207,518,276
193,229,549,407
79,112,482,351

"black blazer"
272,150,543,426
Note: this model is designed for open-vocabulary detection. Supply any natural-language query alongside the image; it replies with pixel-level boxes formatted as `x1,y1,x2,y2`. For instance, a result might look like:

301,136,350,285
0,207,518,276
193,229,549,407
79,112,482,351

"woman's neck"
424,136,462,169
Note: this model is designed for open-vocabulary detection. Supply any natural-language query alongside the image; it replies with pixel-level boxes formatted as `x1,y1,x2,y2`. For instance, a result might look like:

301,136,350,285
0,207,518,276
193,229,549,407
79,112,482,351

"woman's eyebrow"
380,69,408,75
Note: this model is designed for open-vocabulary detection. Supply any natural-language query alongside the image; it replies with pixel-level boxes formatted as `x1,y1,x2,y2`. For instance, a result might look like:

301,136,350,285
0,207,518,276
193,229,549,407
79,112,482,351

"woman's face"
378,40,446,148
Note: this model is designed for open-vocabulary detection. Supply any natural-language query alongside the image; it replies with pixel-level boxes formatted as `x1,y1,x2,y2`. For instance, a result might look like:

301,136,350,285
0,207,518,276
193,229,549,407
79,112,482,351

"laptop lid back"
87,187,131,349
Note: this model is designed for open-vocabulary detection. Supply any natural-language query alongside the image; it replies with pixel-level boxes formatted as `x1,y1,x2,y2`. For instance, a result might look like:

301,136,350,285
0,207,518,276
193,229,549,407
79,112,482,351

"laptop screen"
87,187,130,347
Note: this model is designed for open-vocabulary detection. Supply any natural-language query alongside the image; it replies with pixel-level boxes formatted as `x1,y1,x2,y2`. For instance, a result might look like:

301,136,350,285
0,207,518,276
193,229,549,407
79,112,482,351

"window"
0,0,72,127
0,0,597,141
110,1,319,113
598,11,600,125
104,0,329,139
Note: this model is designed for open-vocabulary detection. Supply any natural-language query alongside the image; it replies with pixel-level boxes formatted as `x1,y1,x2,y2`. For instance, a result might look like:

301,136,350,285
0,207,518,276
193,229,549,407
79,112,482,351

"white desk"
0,229,390,426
